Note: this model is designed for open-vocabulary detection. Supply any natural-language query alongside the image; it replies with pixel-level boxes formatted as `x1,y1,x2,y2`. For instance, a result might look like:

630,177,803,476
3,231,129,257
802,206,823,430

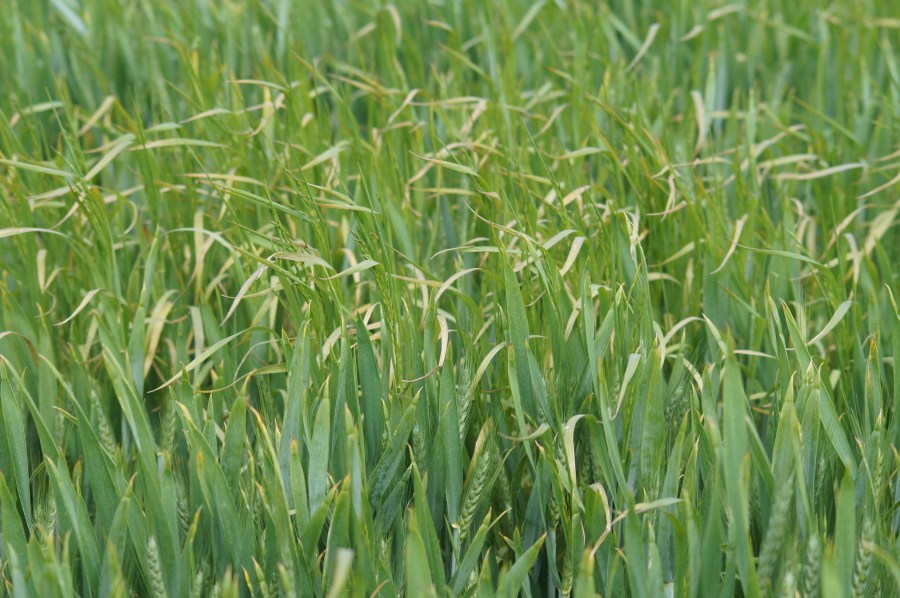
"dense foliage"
1,0,900,596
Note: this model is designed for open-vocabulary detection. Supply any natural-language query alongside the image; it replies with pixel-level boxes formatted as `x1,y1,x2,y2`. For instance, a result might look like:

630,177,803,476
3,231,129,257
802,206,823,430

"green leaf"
0,158,71,177
280,324,311,479
308,397,331,510
0,365,31,527
405,508,437,596
439,365,463,523
451,512,493,595
0,473,27,562
47,457,102,594
290,440,310,529
807,299,852,346
357,318,385,469
369,394,418,506
497,534,545,597
221,395,247,487
504,259,535,425
817,383,857,477
325,484,351,588
151,329,248,392
413,463,446,591
834,471,856,593
573,549,596,598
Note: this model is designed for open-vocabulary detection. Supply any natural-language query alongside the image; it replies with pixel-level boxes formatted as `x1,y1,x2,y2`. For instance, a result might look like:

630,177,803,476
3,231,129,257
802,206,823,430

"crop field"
1,0,900,596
